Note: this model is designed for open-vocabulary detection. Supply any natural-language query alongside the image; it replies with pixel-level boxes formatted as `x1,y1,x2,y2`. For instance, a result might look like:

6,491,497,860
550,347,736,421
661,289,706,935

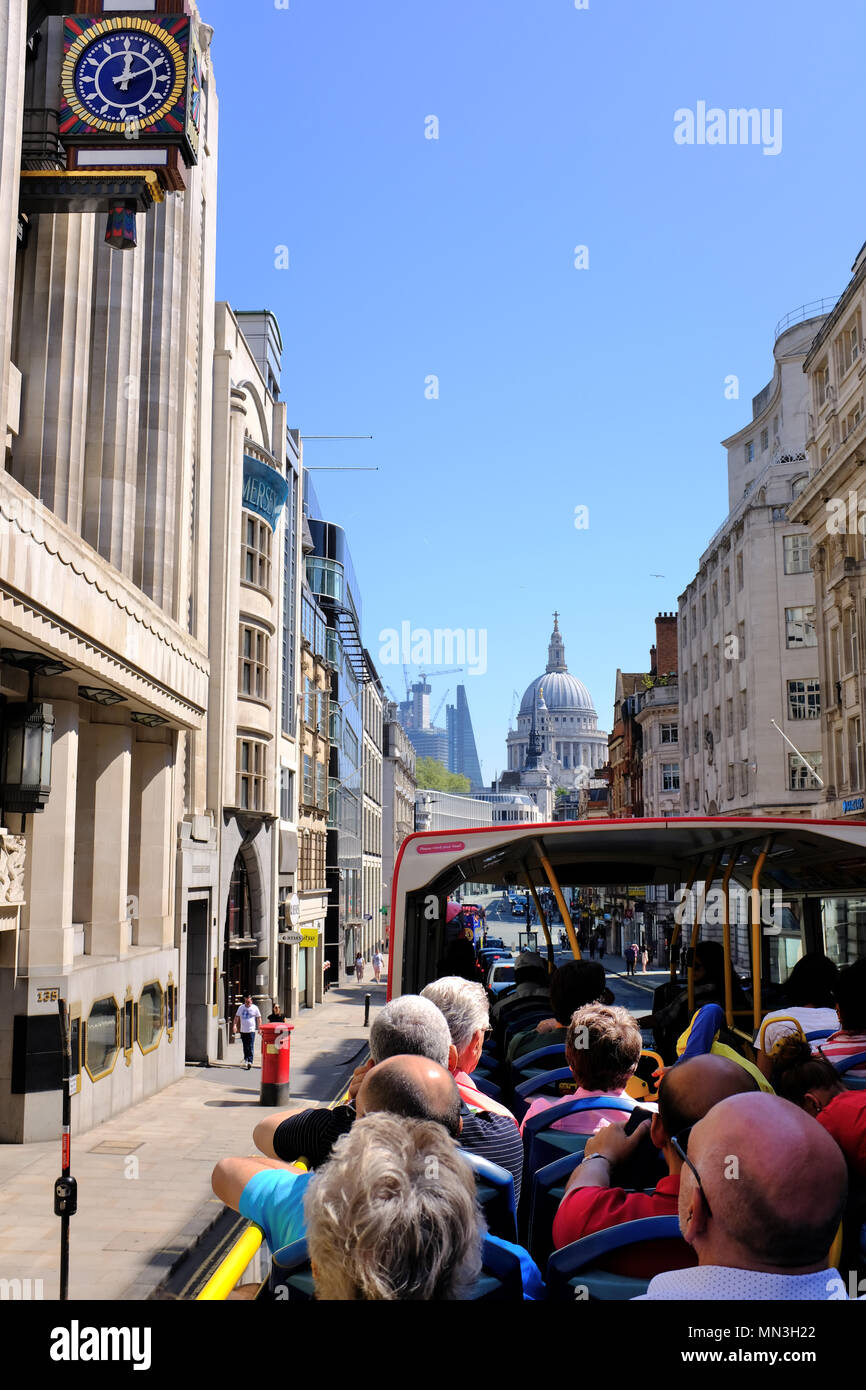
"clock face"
62,18,186,135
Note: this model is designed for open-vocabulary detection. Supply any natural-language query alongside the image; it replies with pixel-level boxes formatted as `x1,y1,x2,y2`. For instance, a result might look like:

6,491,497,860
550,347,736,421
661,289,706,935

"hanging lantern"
0,702,55,813
104,202,137,252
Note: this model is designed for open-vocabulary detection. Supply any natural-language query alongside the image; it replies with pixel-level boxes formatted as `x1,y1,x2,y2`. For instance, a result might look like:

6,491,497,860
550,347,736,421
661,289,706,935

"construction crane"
417,667,464,683
431,689,450,725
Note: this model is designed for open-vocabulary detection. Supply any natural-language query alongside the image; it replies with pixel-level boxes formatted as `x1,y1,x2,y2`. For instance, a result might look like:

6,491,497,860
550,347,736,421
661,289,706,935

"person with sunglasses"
552,1055,757,1278
638,1092,849,1299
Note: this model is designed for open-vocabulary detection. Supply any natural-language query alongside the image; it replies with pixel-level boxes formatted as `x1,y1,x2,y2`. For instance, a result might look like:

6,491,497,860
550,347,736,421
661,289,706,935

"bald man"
356,1055,462,1136
639,1092,849,1299
552,1055,758,1278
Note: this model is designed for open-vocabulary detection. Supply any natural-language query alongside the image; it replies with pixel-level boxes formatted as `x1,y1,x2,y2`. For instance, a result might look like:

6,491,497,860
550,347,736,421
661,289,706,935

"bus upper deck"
388,816,866,1041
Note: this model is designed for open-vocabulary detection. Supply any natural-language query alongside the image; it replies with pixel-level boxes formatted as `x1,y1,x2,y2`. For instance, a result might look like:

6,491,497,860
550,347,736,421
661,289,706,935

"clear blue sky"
204,0,866,781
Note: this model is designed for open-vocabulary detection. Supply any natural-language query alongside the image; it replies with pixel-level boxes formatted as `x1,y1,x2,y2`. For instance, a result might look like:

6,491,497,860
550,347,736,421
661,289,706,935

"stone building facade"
382,701,416,938
635,614,681,819
0,2,218,1139
678,315,826,818
789,244,866,826
361,652,384,960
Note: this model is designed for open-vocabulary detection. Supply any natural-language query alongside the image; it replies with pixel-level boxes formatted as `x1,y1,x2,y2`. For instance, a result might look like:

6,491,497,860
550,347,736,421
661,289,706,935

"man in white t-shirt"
234,994,262,1069
371,950,384,984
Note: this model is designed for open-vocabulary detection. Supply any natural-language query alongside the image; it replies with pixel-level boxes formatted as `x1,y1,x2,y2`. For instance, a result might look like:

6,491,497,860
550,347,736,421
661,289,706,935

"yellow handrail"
197,1224,264,1301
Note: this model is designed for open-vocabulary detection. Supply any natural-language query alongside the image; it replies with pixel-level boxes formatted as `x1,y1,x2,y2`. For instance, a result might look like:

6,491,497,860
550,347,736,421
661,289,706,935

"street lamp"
0,700,55,814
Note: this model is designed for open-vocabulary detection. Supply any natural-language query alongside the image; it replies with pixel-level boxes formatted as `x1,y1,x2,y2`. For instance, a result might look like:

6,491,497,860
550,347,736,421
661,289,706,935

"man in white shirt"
637,1092,849,1300
371,950,384,984
234,993,262,1070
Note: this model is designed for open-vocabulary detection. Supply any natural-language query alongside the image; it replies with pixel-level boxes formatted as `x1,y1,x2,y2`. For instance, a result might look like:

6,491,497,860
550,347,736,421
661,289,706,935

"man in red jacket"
552,1054,757,1278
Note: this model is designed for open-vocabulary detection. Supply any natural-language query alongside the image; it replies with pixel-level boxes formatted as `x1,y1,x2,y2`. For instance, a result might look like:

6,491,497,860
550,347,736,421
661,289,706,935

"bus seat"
834,1050,866,1091
545,1215,683,1301
503,1010,552,1045
804,1028,836,1043
527,1150,586,1265
511,1043,567,1076
512,1067,575,1123
523,1094,636,1181
461,1151,518,1242
471,1074,505,1103
267,1235,526,1302
626,1049,664,1102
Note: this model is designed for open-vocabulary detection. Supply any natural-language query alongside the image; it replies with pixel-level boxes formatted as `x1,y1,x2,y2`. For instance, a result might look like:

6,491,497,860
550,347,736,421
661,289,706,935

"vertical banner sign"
243,455,289,531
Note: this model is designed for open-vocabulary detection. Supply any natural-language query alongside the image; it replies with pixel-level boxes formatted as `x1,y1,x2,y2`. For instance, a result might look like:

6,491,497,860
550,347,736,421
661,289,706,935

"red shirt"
552,1173,696,1278
816,1090,866,1180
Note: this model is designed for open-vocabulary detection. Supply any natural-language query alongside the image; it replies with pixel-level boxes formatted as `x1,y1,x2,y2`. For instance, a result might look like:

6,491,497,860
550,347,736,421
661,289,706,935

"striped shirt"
812,1030,866,1079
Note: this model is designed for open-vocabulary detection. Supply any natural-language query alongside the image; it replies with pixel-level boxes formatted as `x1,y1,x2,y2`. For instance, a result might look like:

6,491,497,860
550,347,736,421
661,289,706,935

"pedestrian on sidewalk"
234,993,262,1070
372,949,384,984
640,945,649,973
268,999,285,1022
355,952,365,983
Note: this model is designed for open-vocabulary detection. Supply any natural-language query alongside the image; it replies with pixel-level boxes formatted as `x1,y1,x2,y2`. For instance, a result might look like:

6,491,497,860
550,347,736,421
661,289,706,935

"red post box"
259,1022,294,1106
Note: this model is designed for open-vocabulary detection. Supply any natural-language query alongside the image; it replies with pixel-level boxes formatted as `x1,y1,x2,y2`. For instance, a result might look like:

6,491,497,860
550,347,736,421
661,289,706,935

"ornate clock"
59,15,202,187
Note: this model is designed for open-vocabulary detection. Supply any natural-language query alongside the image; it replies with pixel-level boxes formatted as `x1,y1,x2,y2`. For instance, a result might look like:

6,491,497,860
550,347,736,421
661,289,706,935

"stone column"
20,700,79,974
82,235,145,574
76,722,132,957
11,212,95,528
131,739,174,948
0,2,26,455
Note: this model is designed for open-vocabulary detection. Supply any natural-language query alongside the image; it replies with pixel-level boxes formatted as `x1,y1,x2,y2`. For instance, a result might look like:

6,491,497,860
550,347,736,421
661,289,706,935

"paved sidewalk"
0,971,386,1302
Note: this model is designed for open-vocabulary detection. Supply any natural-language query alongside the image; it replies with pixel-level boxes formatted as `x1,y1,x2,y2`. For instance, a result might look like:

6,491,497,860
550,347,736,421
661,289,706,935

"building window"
85,996,120,1081
785,605,816,649
738,621,746,660
683,780,689,808
242,512,272,592
239,623,269,700
783,534,811,574
691,603,697,632
791,476,807,499
660,723,678,744
739,763,749,796
682,613,688,645
713,707,721,740
788,679,820,720
712,645,720,682
702,655,708,691
317,760,327,811
739,696,748,731
736,552,744,590
850,609,859,674
723,567,730,605
237,737,268,811
683,727,689,755
760,427,769,452
726,698,733,737
682,671,689,703
789,752,822,791
851,718,863,791
711,582,718,617
744,441,754,463
662,763,680,791
137,982,164,1054
727,764,734,799
303,753,314,806
280,766,295,821
701,594,707,627
816,361,831,407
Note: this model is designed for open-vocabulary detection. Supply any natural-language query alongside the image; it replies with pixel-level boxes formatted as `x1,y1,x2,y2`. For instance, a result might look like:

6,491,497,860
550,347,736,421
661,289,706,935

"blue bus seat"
804,1028,836,1043
511,1066,575,1123
461,1150,518,1243
268,1234,526,1301
834,1049,866,1091
503,1011,552,1045
471,1073,505,1103
527,1150,586,1265
522,1094,636,1180
545,1215,683,1301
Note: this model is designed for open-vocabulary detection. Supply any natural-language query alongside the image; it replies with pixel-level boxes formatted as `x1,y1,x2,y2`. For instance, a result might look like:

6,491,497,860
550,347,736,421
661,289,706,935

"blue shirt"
239,1167,311,1252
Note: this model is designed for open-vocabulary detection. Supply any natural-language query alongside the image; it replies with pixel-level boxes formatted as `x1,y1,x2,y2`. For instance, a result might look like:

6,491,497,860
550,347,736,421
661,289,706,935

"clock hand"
113,63,151,91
